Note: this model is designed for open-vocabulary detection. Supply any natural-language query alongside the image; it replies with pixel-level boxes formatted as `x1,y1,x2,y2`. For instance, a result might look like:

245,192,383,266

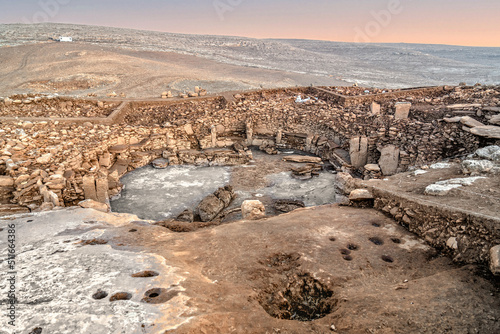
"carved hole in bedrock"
131,270,160,278
92,289,108,300
258,273,337,322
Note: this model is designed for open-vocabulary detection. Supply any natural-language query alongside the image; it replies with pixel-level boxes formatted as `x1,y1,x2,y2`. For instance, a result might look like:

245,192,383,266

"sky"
0,0,499,47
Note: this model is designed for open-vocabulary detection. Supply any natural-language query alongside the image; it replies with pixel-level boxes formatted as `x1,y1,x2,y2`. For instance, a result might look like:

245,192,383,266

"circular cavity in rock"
340,249,351,255
92,289,108,300
141,288,180,304
391,238,402,244
329,237,336,242
29,327,43,334
129,229,138,232
131,270,160,278
347,244,359,251
382,255,394,263
109,292,132,302
343,255,353,261
372,222,381,227
369,237,384,246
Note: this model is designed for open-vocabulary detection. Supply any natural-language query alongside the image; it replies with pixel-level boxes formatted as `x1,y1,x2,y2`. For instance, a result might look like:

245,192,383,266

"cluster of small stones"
0,85,499,217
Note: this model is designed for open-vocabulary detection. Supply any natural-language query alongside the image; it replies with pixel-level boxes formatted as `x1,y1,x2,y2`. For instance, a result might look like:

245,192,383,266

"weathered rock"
446,103,481,109
490,245,500,276
425,177,486,196
349,189,374,201
475,146,500,161
184,124,194,135
394,102,411,120
176,209,194,223
78,199,109,212
462,160,495,174
196,186,234,222
282,155,322,163
196,195,224,222
489,115,500,125
379,145,400,176
460,116,485,128
82,175,98,201
349,137,368,169
424,184,462,196
0,176,14,187
371,102,381,115
364,164,381,172
152,158,169,169
470,126,500,139
273,199,305,213
241,200,266,220
443,116,463,123
36,153,52,164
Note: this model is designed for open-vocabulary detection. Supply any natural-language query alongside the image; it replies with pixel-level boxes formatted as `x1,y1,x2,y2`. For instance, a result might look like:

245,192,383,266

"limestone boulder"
241,200,266,220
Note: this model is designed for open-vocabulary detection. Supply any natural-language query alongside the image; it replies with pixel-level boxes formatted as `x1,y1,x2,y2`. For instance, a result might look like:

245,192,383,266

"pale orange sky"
1,0,499,47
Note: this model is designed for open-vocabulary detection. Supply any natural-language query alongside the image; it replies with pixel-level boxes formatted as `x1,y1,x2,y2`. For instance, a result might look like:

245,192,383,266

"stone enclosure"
1,84,500,271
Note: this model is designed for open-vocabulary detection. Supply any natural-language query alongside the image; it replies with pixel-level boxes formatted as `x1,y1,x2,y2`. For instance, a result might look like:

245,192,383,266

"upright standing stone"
211,126,217,147
276,130,283,144
379,145,400,176
349,137,368,169
95,177,109,204
371,102,381,115
395,102,411,120
82,175,98,201
246,122,253,146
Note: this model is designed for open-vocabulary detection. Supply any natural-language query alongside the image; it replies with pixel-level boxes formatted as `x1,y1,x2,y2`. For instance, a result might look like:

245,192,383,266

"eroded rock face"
196,186,234,222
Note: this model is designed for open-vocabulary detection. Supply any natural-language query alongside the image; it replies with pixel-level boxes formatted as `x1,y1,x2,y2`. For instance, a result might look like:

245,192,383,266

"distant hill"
1,23,499,88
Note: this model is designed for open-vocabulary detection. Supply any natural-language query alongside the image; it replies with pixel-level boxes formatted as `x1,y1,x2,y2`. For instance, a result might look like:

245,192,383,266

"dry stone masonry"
1,85,500,273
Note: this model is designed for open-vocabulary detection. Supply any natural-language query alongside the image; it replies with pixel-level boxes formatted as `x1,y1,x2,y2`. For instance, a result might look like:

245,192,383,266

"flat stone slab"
282,155,322,163
470,126,500,139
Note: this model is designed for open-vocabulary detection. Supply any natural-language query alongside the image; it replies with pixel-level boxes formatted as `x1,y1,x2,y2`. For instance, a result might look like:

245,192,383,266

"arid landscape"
0,23,500,334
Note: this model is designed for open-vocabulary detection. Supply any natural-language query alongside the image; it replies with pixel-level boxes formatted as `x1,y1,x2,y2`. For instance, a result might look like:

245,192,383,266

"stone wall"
0,85,499,214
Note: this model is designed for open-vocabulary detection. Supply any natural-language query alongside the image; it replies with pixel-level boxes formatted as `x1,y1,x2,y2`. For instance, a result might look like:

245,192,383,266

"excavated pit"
110,148,339,222
258,272,337,322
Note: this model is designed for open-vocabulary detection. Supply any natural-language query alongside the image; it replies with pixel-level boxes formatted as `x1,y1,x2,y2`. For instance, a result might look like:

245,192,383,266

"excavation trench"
110,148,339,222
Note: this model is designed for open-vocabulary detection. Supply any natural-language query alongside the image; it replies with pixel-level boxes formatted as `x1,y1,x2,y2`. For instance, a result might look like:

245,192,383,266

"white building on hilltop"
59,36,72,42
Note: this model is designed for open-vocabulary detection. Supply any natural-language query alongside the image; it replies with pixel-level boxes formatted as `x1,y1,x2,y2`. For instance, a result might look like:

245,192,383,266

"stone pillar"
349,137,368,168
276,130,283,145
95,177,109,204
82,175,98,201
395,102,411,120
379,145,400,176
211,126,217,147
246,122,253,146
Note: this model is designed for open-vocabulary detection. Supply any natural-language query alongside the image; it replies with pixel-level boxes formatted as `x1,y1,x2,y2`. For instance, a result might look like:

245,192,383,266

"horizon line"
1,22,500,49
